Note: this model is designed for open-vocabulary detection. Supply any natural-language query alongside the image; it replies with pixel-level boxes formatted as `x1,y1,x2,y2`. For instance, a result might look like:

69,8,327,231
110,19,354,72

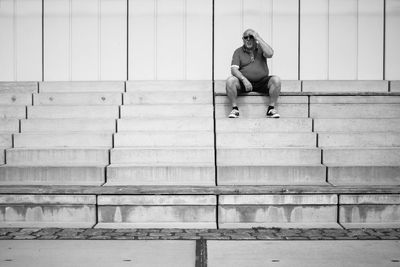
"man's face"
242,33,255,49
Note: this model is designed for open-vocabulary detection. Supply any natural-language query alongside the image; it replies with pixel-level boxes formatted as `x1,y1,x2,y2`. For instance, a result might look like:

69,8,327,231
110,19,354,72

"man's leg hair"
268,76,281,107
226,76,240,108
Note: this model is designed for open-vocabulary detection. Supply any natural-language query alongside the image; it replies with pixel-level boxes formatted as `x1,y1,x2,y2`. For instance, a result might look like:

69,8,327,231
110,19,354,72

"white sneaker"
228,109,239,118
266,108,280,118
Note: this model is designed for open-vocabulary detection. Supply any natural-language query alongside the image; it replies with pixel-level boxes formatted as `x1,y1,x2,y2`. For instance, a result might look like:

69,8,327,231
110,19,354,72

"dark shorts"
238,75,274,95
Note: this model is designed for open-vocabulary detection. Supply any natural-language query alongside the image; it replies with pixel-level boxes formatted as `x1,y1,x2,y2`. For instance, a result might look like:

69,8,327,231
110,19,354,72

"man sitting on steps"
226,28,281,118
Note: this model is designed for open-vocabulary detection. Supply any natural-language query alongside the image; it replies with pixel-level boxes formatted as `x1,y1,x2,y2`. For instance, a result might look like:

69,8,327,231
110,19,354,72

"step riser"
21,119,116,132
124,92,212,104
0,134,12,148
217,133,316,148
118,119,213,132
217,166,326,185
97,206,216,228
216,104,308,118
0,119,19,133
6,149,109,165
28,106,119,119
314,119,400,132
13,134,112,148
106,166,215,186
0,166,105,185
121,105,213,118
216,119,312,132
303,81,388,93
311,104,400,118
310,96,400,104
215,95,308,104
34,93,122,105
111,149,214,164
0,106,26,119
319,133,400,147
0,150,4,164
114,133,213,147
323,149,400,165
126,81,211,91
218,149,322,165
39,81,124,92
0,93,32,105
0,82,38,93
328,166,400,186
214,80,301,94
340,205,400,226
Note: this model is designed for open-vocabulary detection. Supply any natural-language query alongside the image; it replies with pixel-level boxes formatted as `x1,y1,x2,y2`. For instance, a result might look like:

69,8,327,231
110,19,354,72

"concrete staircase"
0,80,399,228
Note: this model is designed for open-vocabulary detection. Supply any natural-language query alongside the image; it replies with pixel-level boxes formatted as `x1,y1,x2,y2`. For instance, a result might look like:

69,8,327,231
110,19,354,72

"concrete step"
0,93,32,105
314,118,400,132
215,95,308,105
28,106,119,119
21,118,116,133
318,132,400,147
218,194,338,228
0,194,96,228
392,81,400,92
310,95,400,104
124,91,212,104
214,80,301,94
217,165,327,185
111,147,214,164
339,194,400,228
322,148,400,166
0,106,26,119
327,166,400,186
303,80,388,93
39,81,125,92
217,148,322,165
0,148,5,164
217,132,317,148
117,118,213,132
0,82,38,93
0,119,19,133
0,165,105,185
310,104,400,118
96,195,216,228
13,133,113,148
106,163,215,186
121,104,213,118
216,118,312,132
6,148,109,165
126,80,211,92
0,134,12,148
34,92,122,105
114,132,213,147
216,104,308,118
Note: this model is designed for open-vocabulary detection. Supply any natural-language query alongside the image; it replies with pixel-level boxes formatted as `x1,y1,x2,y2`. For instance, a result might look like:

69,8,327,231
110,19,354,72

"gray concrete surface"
0,240,195,267
208,240,400,267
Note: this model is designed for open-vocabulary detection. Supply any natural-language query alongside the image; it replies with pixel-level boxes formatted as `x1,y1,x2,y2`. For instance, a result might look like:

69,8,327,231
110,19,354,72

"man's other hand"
243,78,253,92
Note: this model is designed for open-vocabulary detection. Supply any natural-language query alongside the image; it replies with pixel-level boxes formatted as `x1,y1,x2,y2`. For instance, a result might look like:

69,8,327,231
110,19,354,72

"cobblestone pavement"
1,228,399,240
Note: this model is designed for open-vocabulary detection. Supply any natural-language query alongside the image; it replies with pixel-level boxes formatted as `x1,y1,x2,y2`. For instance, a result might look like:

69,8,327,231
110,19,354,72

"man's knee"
226,76,239,92
269,76,281,88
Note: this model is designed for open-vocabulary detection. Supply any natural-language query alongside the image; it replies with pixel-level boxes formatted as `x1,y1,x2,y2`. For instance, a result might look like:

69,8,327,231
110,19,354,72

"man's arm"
250,30,274,58
231,66,252,92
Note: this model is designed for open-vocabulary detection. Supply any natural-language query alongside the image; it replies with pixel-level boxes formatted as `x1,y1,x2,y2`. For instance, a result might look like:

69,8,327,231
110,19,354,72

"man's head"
242,29,255,50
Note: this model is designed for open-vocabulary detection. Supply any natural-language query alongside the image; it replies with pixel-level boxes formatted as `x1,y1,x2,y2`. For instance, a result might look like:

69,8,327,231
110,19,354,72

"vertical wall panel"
129,0,156,80
71,0,98,80
329,0,358,80
272,0,298,79
0,0,41,81
44,0,70,80
186,0,212,80
358,0,384,80
156,0,185,79
99,0,126,80
0,0,15,80
300,0,329,80
386,0,400,80
214,0,242,80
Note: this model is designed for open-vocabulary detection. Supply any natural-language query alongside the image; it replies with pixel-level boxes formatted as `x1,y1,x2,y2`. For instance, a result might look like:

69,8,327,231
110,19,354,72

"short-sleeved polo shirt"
231,44,269,82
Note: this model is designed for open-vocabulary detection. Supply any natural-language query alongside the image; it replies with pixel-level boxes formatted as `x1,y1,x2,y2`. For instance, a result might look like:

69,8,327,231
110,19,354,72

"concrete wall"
1,0,399,81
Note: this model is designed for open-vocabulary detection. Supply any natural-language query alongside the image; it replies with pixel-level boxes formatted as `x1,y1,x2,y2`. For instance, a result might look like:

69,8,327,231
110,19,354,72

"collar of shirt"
242,44,258,54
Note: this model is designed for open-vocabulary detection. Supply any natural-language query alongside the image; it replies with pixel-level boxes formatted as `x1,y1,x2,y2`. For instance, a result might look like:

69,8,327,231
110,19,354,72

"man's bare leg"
268,76,281,107
226,76,241,118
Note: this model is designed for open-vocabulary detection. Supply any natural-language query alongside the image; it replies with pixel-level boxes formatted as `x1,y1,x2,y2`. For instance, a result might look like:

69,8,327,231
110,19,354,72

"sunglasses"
243,35,254,40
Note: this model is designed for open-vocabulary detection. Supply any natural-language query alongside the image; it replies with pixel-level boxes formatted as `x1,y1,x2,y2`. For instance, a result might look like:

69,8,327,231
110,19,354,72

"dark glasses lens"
243,35,254,40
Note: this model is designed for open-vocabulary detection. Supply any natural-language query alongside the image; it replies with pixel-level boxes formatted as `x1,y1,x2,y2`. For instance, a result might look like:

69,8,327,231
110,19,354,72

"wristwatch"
241,77,246,81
